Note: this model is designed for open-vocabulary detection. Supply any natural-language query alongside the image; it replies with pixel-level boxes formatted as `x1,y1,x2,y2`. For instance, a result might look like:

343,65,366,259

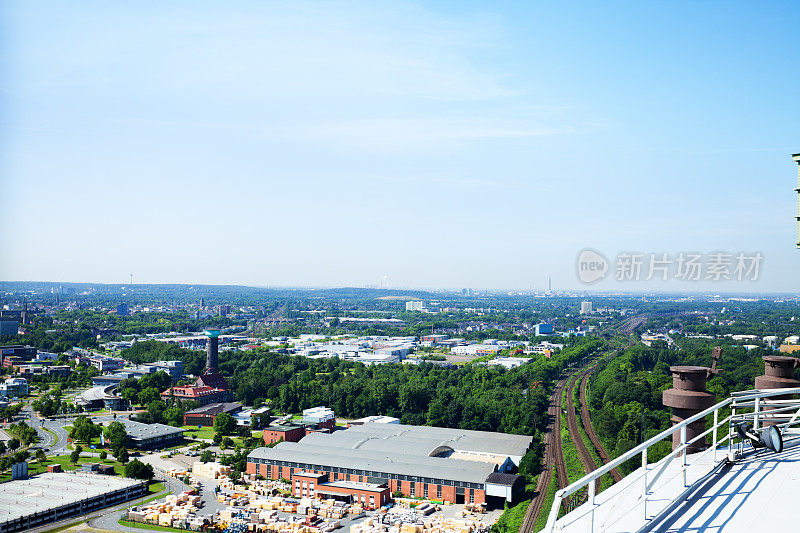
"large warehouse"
247,422,532,505
0,472,146,532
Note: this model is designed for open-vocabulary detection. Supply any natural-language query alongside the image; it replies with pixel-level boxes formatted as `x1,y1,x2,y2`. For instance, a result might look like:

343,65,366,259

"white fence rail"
543,386,800,533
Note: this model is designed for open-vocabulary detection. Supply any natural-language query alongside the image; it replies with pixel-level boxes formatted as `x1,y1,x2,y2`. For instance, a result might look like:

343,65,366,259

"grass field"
180,425,215,440
0,453,126,482
118,519,185,532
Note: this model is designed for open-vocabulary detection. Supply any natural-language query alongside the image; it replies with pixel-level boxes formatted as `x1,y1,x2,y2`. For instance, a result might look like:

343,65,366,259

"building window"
424,486,429,498
370,496,375,506
410,485,415,497
436,486,441,499
469,491,475,503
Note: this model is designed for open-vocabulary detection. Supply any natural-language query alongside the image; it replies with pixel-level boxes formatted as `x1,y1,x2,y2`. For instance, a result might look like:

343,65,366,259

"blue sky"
1,1,798,291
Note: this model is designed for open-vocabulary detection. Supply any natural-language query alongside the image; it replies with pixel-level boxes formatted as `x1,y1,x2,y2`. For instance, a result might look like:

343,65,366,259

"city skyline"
1,1,799,291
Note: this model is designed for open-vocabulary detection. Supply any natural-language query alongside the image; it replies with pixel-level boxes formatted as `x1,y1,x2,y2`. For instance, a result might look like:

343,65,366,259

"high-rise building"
405,300,424,311
580,301,593,315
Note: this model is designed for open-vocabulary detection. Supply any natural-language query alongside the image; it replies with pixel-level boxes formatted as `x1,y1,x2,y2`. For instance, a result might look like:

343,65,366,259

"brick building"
248,422,531,506
262,424,306,445
292,472,390,509
183,402,243,427
161,385,232,406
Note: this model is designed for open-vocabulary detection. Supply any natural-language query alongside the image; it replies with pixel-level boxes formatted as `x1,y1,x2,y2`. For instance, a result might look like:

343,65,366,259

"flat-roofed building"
0,472,146,533
119,419,184,450
263,424,306,445
183,402,243,427
293,471,390,509
248,422,532,505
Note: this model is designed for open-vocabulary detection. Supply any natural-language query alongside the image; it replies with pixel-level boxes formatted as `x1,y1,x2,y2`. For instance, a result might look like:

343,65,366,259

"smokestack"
204,329,220,371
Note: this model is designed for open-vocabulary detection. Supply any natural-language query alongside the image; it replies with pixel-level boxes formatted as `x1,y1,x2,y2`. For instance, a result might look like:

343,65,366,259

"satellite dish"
735,422,783,453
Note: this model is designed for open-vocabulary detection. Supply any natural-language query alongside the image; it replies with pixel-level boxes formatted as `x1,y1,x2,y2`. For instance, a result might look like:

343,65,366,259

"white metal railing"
543,386,800,533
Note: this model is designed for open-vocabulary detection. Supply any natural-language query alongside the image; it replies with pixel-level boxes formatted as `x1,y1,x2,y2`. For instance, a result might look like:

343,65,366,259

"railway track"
520,349,628,533
565,369,601,491
518,375,569,533
578,369,623,483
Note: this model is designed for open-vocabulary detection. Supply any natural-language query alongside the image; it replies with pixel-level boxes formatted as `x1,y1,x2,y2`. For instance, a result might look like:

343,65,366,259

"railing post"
589,477,596,532
641,449,648,521
754,397,761,431
730,404,738,461
712,408,718,463
681,426,687,487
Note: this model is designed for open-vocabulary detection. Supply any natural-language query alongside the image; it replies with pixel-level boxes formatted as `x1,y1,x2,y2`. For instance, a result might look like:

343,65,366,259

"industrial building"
248,422,532,505
292,472,391,508
262,423,307,445
0,472,146,533
118,419,185,449
183,402,243,427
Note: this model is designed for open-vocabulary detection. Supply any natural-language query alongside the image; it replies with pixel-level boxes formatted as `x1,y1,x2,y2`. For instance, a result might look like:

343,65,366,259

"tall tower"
794,153,800,248
204,329,220,371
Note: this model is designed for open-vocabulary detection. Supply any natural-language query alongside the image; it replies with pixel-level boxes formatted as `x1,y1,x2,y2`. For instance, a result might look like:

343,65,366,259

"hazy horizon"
2,1,799,292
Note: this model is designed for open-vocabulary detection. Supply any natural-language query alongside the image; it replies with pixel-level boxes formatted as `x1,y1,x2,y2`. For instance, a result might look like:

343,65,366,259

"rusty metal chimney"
662,347,721,453
755,355,800,426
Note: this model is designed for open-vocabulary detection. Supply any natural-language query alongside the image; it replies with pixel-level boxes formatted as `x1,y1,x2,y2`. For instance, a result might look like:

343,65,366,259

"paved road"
138,451,226,518
86,469,190,531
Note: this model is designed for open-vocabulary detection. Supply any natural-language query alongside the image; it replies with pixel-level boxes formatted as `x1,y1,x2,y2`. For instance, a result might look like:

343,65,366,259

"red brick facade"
263,426,306,445
246,461,485,504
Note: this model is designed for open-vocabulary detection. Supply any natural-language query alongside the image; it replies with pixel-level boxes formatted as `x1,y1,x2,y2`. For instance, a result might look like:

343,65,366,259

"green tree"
70,445,83,464
8,438,19,451
0,440,6,454
70,415,102,445
124,459,154,481
200,450,213,463
105,421,128,452
99,450,107,461
137,387,160,406
35,449,46,465
115,448,129,464
213,413,235,436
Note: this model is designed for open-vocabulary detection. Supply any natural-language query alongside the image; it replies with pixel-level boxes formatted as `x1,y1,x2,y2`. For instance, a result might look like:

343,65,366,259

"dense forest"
124,338,601,436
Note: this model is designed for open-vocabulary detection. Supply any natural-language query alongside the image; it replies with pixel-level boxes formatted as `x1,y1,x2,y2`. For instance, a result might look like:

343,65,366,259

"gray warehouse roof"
249,441,496,484
0,472,143,524
304,422,533,459
119,419,184,442
249,423,533,485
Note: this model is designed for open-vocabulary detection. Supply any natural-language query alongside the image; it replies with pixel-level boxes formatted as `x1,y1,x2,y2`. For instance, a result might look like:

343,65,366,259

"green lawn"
118,519,185,532
0,453,126,482
180,425,215,440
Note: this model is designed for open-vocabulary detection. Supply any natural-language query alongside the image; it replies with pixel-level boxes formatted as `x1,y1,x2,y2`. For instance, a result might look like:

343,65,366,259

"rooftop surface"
120,418,184,440
333,422,533,459
250,422,533,484
0,472,142,523
556,438,800,533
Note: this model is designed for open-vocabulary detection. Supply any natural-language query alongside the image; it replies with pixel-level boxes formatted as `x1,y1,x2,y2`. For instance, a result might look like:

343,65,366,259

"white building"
580,301,593,314
487,357,533,369
451,344,503,356
405,300,424,311
302,406,335,426
0,377,28,398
